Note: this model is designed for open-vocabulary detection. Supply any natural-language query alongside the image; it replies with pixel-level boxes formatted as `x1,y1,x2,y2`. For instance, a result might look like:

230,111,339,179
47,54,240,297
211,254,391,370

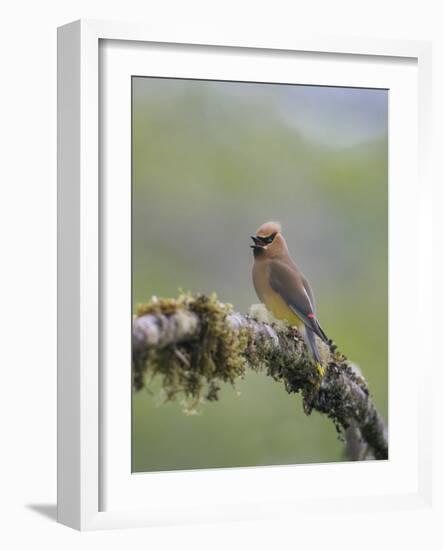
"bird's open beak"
250,235,265,249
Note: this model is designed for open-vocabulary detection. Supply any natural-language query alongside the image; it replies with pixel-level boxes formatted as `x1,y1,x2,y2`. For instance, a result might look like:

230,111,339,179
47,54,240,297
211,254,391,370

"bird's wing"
301,274,316,315
269,260,328,343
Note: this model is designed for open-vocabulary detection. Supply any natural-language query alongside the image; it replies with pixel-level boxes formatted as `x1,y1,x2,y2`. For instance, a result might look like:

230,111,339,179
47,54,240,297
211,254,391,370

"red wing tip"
307,313,315,319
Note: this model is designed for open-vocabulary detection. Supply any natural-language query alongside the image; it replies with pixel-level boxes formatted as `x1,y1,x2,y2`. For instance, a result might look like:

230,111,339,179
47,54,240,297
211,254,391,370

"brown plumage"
251,221,328,364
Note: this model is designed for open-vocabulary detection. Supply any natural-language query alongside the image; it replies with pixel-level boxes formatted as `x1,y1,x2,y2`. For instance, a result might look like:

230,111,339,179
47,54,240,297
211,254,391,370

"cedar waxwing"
251,221,329,373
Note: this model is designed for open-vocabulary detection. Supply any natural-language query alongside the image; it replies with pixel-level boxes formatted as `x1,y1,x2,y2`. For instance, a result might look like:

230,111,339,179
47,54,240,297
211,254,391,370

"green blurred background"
132,77,388,472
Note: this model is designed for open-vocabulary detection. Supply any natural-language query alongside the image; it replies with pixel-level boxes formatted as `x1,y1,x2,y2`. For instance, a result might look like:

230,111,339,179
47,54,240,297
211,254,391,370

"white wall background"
0,1,441,548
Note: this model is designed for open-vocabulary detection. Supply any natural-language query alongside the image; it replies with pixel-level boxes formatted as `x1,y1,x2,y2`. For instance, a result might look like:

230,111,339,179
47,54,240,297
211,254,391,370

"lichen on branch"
133,293,388,460
133,293,248,410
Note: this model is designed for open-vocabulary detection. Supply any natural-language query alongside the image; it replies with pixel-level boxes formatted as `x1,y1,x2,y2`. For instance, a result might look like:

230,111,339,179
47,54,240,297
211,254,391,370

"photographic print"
131,77,388,472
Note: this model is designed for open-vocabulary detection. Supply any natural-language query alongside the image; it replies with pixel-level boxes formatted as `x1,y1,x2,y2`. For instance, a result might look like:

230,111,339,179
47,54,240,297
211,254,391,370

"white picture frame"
57,19,433,531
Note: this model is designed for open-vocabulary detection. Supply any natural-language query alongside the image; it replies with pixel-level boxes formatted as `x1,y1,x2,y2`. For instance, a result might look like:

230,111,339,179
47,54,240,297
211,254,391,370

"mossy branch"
133,293,388,461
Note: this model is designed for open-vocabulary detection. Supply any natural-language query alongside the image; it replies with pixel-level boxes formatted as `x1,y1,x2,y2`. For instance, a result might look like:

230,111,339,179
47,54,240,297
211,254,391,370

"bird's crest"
256,221,282,237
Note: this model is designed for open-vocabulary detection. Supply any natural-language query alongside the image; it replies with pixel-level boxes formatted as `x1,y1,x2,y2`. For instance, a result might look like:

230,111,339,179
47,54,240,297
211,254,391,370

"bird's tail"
304,326,322,364
309,317,329,345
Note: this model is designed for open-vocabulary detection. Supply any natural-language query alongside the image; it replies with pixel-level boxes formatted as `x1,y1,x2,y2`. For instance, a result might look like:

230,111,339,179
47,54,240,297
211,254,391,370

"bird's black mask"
250,233,276,256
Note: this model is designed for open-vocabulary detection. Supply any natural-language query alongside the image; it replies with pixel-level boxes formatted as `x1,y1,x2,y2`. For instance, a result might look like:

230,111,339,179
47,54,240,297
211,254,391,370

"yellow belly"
263,290,303,328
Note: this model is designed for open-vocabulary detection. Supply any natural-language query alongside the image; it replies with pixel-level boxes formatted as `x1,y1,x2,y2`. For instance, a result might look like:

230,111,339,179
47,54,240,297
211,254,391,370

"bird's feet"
315,362,326,388
316,362,325,377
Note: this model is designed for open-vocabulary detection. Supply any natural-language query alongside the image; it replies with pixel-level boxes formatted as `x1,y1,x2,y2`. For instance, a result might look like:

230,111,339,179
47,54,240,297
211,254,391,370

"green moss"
134,293,249,412
135,296,185,316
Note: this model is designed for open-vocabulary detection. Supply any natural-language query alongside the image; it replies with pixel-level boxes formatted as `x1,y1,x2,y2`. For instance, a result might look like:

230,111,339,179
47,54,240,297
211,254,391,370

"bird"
250,221,329,376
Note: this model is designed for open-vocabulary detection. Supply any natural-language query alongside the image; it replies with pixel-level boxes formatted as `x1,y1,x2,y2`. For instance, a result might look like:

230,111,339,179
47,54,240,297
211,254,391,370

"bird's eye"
260,232,277,244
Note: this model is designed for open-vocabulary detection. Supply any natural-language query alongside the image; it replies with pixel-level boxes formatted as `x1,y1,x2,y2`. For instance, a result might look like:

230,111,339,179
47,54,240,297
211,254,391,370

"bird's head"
250,221,288,258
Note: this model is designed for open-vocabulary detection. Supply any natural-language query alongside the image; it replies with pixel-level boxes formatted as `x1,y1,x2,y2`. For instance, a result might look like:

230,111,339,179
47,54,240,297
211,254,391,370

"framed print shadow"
57,19,432,530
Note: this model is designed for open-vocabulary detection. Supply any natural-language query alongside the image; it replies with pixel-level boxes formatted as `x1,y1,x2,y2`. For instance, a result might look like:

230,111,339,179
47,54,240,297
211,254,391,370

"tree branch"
133,294,388,461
